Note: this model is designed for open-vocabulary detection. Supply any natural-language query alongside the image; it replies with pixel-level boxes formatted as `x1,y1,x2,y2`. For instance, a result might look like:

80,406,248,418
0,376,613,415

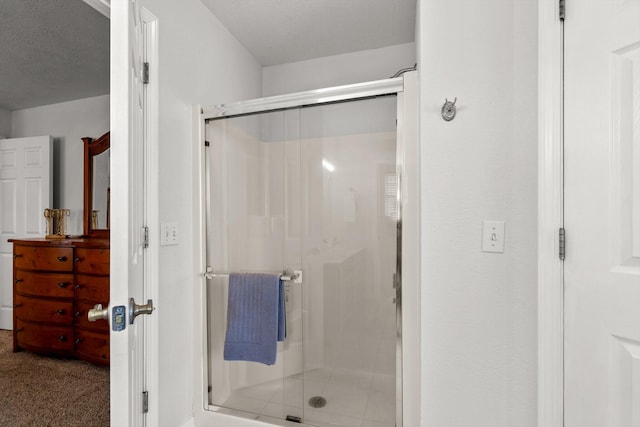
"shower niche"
204,95,400,427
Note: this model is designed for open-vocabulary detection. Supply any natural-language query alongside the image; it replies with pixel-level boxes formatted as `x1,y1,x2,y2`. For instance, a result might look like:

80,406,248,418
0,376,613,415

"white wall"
11,95,110,235
0,108,11,138
137,1,262,426
418,1,538,426
262,43,416,96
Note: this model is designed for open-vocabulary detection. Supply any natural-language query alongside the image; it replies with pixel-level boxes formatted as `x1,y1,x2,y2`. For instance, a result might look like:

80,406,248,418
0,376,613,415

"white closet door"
0,136,52,330
564,1,640,425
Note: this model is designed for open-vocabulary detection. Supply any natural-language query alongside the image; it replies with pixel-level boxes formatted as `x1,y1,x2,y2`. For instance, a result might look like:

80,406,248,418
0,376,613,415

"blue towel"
224,273,286,365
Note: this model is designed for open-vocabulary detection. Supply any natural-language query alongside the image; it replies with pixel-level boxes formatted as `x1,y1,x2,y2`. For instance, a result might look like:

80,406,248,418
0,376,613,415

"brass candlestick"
44,209,53,236
91,210,99,230
44,208,70,239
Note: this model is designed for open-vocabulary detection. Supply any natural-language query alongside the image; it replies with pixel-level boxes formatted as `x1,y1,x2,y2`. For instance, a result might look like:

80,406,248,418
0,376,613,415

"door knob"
129,298,155,324
88,304,109,322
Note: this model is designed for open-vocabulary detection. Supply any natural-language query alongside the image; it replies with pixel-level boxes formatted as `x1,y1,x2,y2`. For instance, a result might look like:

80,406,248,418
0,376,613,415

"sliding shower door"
206,109,305,423
206,95,398,427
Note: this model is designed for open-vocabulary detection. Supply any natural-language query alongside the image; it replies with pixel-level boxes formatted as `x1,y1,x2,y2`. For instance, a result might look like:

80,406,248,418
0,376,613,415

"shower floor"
219,367,395,427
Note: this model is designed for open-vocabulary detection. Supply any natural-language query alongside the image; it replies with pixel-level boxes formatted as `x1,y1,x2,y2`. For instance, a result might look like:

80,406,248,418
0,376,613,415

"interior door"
110,0,148,425
564,1,640,425
0,136,51,330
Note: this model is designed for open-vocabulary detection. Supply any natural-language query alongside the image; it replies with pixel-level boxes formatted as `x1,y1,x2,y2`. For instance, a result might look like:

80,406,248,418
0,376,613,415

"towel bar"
203,269,300,282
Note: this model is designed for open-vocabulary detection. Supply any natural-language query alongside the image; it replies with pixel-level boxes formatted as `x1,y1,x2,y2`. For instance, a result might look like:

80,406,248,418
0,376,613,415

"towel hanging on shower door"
223,273,286,365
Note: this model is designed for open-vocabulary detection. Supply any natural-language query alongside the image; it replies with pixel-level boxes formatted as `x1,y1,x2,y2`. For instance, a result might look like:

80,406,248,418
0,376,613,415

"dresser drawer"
75,248,109,275
75,300,109,333
75,329,109,364
14,271,74,298
75,274,109,302
14,294,73,324
14,246,74,272
15,319,74,353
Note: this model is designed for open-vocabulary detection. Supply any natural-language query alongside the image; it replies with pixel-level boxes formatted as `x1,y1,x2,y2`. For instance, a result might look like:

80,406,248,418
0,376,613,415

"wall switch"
482,221,505,253
160,222,179,246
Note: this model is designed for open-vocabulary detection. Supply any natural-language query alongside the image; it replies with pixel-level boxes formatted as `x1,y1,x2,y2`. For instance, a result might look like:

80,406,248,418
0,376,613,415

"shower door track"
202,77,404,120
199,74,412,427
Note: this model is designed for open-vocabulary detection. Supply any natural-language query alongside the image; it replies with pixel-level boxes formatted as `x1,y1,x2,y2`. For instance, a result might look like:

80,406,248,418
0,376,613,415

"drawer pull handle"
75,311,81,317
75,338,82,344
58,335,67,342
15,279,23,284
13,254,23,259
58,282,69,288
75,257,82,263
75,284,82,289
56,309,66,315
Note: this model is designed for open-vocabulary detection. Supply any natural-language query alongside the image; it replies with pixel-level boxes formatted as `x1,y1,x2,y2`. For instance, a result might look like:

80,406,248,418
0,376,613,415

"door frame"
109,2,160,425
538,0,565,426
141,9,160,427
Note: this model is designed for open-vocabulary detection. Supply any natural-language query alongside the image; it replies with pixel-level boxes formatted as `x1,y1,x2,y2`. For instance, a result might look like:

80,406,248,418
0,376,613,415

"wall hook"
441,97,457,121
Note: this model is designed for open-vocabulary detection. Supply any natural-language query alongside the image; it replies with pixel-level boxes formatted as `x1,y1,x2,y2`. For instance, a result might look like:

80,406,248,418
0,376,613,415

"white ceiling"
0,0,415,111
199,0,417,66
0,0,109,111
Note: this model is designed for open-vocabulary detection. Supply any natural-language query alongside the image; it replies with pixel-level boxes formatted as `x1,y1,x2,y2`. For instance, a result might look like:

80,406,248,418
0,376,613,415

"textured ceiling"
0,0,109,111
199,0,417,66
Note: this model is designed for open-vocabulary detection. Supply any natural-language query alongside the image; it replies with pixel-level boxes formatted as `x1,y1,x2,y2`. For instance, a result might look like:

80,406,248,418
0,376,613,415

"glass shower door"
297,96,398,427
205,94,399,427
205,109,305,423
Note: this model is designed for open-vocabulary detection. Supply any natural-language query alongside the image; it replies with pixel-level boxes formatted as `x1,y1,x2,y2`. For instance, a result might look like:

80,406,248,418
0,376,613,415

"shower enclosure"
198,76,415,427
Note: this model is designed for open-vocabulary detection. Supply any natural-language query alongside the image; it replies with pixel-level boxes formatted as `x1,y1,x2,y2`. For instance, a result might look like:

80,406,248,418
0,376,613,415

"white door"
564,1,640,425
110,0,149,425
0,136,51,330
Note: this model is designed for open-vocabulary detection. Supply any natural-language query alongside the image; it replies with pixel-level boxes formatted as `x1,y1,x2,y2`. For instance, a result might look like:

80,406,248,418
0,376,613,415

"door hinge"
143,226,149,249
143,62,150,84
142,391,149,413
559,0,566,21
559,228,566,260
204,140,210,147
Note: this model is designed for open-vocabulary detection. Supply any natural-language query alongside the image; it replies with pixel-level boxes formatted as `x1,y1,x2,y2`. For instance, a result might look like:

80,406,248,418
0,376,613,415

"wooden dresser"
11,238,110,365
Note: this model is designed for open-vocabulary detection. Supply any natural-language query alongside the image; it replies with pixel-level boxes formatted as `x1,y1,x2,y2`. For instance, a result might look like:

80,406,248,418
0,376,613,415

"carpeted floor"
0,330,109,427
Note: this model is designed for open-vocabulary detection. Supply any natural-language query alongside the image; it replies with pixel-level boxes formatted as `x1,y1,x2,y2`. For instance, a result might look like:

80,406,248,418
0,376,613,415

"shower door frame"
192,71,420,427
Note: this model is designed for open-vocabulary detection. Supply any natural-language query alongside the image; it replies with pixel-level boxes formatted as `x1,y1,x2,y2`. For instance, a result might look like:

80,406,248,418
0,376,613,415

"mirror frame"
82,131,110,238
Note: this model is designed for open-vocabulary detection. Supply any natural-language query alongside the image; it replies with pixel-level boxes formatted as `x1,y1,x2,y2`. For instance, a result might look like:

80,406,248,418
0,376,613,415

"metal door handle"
88,304,109,322
129,298,155,324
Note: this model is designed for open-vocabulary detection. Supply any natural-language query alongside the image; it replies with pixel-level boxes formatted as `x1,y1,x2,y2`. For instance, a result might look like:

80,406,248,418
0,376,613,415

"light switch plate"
482,221,505,253
160,222,179,246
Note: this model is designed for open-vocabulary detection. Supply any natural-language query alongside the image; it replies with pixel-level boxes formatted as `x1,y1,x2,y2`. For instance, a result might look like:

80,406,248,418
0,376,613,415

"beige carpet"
0,330,109,427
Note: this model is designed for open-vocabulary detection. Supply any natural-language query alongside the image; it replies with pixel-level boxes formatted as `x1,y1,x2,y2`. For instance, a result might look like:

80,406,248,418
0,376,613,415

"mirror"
82,132,110,238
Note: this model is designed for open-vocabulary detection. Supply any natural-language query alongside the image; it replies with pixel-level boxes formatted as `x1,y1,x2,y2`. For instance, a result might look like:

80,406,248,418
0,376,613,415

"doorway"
0,1,111,425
